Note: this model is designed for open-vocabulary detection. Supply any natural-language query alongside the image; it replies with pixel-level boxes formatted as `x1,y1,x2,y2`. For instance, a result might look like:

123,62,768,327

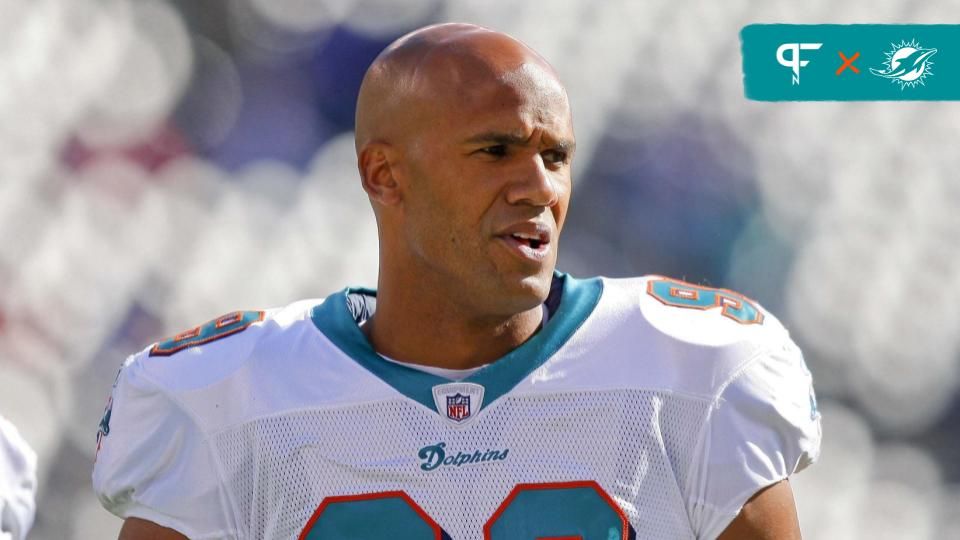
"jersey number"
149,310,264,356
646,278,763,325
299,481,633,540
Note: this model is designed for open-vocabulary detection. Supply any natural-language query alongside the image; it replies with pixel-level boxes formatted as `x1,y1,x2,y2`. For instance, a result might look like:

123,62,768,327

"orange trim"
149,311,265,356
646,278,764,325
718,295,741,309
483,480,630,540
173,326,201,341
669,286,699,301
215,311,244,328
298,490,445,540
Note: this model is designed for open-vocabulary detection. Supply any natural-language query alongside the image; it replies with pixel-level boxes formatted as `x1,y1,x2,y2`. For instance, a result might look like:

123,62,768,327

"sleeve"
685,338,822,540
92,354,236,539
0,416,36,540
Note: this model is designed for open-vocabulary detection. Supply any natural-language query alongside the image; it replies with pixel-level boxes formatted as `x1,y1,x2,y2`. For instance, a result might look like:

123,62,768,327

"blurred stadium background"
1,0,958,538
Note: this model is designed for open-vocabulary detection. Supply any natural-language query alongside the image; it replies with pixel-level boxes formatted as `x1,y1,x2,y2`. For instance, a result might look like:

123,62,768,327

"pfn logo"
776,43,823,84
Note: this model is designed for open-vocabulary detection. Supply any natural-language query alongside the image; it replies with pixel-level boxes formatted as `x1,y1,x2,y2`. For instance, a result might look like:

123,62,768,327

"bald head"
353,23,576,326
354,23,567,153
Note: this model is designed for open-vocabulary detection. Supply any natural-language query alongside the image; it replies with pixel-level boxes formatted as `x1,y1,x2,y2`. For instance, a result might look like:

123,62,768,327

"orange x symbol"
836,51,860,75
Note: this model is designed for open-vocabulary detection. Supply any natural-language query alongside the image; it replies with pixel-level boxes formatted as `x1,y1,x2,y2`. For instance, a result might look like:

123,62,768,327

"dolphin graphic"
870,46,937,82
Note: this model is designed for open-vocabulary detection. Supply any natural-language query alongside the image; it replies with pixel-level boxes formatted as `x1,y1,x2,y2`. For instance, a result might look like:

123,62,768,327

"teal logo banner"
741,24,960,100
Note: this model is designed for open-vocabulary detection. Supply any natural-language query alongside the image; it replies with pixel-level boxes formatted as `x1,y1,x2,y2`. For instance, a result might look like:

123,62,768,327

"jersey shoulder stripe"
644,276,765,325
150,310,266,357
129,299,324,393
629,275,789,347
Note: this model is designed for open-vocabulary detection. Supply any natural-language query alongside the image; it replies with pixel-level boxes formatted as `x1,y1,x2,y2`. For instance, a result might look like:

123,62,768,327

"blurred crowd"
0,0,958,538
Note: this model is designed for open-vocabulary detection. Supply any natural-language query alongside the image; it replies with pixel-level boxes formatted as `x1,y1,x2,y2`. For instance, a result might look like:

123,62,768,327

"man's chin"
498,268,555,309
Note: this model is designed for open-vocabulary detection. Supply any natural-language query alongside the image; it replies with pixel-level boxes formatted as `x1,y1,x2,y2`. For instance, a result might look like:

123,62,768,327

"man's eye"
480,145,507,157
542,149,568,165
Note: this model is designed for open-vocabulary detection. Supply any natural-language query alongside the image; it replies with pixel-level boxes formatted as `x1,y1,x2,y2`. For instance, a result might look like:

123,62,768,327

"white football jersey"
93,273,821,540
0,415,37,540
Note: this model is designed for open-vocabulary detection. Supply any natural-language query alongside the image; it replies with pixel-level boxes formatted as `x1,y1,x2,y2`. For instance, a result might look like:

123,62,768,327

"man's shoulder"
578,274,795,399
109,294,396,435
121,298,327,398
599,274,788,343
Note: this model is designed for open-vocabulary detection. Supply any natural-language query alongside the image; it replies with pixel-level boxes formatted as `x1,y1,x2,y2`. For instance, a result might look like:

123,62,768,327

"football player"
0,415,36,540
94,23,820,539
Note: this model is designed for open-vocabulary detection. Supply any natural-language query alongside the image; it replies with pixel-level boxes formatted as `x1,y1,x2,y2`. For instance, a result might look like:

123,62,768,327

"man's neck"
361,277,544,371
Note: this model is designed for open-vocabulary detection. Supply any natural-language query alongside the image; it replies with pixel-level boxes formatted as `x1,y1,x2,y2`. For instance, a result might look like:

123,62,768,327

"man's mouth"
494,221,553,263
495,226,552,263
508,232,545,250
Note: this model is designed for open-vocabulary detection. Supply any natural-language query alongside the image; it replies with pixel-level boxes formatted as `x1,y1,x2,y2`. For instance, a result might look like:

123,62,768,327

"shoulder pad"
586,276,795,399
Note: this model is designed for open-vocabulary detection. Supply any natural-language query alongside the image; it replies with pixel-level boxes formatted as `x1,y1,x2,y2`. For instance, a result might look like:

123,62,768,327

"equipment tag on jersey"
432,382,485,427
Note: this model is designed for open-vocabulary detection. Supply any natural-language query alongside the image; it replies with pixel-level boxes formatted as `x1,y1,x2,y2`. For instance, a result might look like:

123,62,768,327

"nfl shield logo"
446,393,471,422
432,382,485,427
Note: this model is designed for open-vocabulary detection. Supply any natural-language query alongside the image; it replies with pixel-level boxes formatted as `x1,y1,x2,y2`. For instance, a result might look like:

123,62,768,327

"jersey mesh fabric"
213,388,710,539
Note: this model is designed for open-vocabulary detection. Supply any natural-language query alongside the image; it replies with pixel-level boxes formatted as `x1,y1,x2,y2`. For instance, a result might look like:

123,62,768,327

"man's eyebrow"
463,131,576,152
463,132,528,146
554,139,576,154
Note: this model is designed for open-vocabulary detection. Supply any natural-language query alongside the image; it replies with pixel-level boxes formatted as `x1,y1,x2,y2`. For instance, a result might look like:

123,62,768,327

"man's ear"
358,142,403,206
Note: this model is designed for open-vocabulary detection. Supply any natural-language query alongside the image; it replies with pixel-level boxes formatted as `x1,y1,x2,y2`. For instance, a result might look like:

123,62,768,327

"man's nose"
505,153,560,207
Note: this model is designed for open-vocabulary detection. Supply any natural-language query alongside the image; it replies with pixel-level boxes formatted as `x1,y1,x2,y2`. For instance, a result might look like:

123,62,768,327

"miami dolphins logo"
870,39,937,89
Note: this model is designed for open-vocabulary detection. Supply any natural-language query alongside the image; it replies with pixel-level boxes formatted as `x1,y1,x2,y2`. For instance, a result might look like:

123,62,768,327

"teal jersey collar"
310,272,603,414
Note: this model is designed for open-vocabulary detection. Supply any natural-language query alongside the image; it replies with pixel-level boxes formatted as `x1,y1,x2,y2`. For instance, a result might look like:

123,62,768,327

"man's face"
400,62,575,316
